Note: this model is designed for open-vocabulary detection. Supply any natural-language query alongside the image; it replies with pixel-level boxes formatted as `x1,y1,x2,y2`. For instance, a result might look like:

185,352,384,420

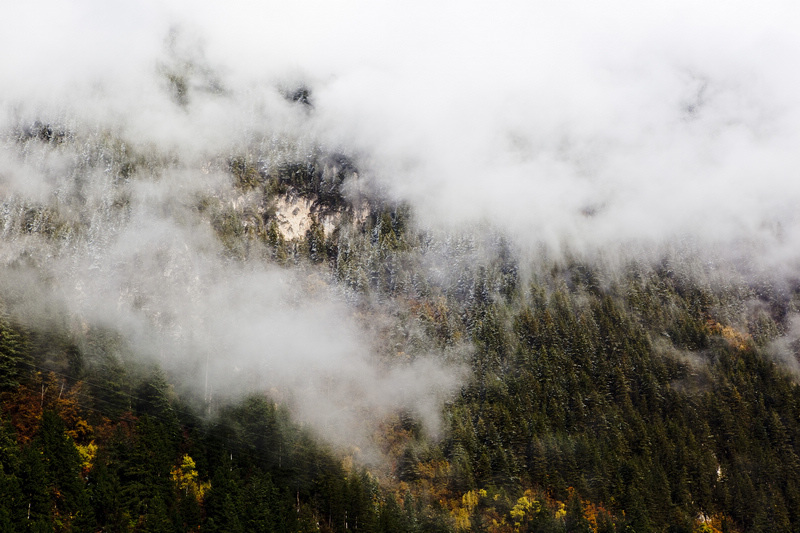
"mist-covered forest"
3,2,800,532
1,120,800,532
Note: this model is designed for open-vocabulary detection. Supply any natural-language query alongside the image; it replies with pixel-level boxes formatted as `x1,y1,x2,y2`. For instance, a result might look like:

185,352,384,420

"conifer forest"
2,3,800,532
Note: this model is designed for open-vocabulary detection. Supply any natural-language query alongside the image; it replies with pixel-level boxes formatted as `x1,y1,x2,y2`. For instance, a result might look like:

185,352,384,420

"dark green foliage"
565,491,592,533
135,369,178,427
88,458,128,531
306,215,326,263
0,316,27,391
229,156,263,190
287,85,313,107
4,160,800,533
39,410,94,527
19,443,51,531
12,410,95,531
0,418,23,531
267,219,288,263
166,73,189,108
272,151,354,213
419,254,800,532
17,121,69,145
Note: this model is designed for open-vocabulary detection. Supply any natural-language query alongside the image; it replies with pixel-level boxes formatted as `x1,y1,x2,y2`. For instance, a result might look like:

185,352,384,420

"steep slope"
1,119,800,532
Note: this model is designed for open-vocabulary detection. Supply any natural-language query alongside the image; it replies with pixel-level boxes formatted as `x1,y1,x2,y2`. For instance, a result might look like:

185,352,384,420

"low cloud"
5,2,799,262
2,0,800,450
0,127,462,458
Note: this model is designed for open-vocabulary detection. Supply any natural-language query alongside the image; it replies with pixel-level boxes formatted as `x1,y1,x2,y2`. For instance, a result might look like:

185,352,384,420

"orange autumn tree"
1,371,92,443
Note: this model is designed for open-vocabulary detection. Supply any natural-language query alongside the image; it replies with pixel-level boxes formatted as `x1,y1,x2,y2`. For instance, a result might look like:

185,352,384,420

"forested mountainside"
1,123,800,533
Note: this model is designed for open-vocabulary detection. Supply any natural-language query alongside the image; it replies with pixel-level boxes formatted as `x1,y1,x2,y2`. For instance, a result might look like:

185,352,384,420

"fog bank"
2,0,800,451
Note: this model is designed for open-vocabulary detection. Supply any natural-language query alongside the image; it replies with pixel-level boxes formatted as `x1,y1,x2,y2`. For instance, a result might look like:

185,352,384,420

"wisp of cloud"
2,0,800,452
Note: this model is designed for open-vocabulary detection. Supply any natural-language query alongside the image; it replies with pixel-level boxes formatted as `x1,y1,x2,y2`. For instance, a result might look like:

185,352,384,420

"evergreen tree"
0,417,23,531
0,318,26,392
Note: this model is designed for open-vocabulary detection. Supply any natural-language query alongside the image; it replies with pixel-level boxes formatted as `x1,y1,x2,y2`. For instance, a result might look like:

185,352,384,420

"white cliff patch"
272,194,369,240
273,195,316,240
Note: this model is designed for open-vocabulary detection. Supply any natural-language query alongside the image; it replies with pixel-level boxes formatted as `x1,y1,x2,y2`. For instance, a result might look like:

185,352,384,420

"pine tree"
0,417,23,531
0,318,26,391
36,410,94,530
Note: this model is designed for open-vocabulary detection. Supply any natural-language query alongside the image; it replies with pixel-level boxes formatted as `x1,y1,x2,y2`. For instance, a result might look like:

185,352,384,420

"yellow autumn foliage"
706,318,750,351
510,493,541,531
76,441,97,472
453,507,471,531
451,488,489,531
554,501,566,520
171,454,211,502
